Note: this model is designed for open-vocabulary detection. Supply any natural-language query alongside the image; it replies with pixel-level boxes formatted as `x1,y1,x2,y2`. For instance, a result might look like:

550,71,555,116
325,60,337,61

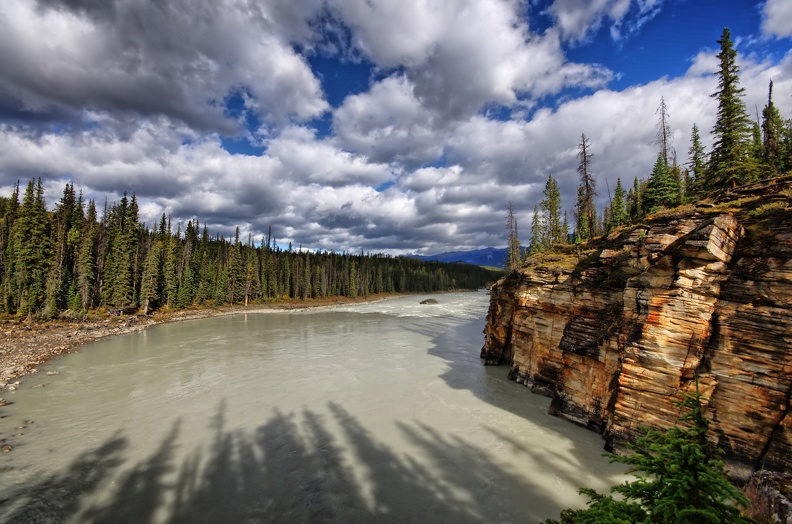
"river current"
0,291,627,523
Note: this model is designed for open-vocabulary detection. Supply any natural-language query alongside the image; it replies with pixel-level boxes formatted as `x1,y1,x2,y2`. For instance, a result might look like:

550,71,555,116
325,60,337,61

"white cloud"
332,75,446,167
0,0,791,256
547,0,664,43
762,0,792,38
0,0,328,132
332,0,612,120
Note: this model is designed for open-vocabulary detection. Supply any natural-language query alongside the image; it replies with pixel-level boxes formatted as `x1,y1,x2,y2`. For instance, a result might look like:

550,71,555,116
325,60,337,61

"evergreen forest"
0,182,498,319
506,28,792,271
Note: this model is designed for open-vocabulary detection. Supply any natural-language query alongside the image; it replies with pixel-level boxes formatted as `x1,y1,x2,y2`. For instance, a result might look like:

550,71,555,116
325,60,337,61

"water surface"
0,292,627,523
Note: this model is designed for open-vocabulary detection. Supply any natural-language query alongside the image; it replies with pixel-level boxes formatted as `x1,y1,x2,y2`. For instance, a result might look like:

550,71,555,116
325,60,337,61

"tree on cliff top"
543,380,755,524
576,133,597,241
709,27,754,189
505,201,521,271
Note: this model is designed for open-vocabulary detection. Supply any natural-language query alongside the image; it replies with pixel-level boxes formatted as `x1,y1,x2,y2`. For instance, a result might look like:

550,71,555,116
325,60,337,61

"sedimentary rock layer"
481,177,792,475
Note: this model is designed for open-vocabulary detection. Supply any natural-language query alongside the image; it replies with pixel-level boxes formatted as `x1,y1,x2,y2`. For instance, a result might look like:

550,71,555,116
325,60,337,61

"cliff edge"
481,174,792,477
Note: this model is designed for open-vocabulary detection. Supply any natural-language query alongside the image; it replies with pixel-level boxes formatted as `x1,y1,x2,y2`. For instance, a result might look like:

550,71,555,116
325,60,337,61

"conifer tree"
11,179,53,317
573,186,590,243
529,203,543,254
761,80,785,176
577,134,597,240
655,97,674,165
505,201,521,271
709,27,754,188
609,178,626,231
163,226,180,307
2,182,20,313
540,175,563,249
348,259,357,298
140,239,164,314
643,155,679,212
687,123,707,198
562,211,569,244
543,380,755,524
76,200,98,310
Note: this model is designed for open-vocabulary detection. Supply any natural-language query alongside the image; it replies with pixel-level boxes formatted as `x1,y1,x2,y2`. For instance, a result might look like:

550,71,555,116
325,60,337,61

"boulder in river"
420,298,438,305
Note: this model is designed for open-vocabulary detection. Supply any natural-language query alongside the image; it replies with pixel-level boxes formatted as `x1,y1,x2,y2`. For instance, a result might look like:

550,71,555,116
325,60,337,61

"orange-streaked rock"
481,181,792,476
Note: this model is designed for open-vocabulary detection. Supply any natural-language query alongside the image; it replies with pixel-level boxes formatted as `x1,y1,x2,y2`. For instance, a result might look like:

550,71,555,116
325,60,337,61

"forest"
507,28,792,270
0,183,499,319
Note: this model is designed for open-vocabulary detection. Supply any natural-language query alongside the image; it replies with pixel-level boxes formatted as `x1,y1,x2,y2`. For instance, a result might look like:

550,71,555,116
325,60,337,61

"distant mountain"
410,247,508,268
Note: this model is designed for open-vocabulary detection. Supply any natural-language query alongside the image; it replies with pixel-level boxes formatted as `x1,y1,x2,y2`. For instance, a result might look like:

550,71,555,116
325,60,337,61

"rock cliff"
481,175,792,476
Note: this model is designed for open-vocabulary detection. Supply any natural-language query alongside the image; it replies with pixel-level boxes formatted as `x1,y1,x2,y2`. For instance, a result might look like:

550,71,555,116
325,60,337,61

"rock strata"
481,176,792,476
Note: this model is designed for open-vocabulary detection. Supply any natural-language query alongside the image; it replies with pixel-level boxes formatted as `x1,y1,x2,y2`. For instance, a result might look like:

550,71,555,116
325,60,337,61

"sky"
1,0,791,255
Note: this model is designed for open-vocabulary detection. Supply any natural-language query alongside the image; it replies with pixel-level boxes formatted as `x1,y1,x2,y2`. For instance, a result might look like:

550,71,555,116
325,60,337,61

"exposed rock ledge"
481,175,792,477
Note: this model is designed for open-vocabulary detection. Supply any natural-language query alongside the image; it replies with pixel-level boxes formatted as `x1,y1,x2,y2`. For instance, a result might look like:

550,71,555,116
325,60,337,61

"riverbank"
0,293,408,392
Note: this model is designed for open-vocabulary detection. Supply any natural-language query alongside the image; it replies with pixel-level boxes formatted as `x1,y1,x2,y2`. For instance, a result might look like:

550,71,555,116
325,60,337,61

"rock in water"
420,298,439,305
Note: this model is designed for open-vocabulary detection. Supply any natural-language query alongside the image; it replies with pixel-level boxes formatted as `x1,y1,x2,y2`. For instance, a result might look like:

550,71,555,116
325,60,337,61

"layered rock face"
481,177,792,476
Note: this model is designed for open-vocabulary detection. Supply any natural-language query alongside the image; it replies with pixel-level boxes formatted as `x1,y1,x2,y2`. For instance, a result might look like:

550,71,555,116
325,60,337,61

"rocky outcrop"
481,175,792,476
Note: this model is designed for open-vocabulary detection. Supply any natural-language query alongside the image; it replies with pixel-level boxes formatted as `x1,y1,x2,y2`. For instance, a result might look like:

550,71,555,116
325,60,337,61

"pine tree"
140,239,164,314
709,27,754,188
609,178,626,231
529,203,543,254
543,380,756,524
348,259,357,298
577,134,597,240
11,179,53,317
76,200,98,310
643,155,679,212
574,186,590,243
761,80,785,176
686,123,707,194
655,97,674,165
505,201,521,271
540,175,563,249
750,121,765,174
2,182,20,313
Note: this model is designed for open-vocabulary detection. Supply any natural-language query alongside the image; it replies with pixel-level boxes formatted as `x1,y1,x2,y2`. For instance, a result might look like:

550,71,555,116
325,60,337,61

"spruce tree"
505,201,521,271
140,239,164,314
540,175,563,249
709,27,754,188
577,134,597,240
643,155,679,212
686,122,708,197
11,179,53,317
529,203,543,254
2,182,20,313
76,200,97,310
761,80,785,176
609,178,626,231
543,381,756,524
574,186,590,243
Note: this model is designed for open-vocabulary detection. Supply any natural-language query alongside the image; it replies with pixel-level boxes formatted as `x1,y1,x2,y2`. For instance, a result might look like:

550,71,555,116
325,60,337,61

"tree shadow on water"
1,433,127,523
1,401,554,523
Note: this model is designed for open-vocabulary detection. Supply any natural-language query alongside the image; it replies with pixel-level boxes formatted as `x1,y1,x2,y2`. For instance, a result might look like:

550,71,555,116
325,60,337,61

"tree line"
0,182,497,319
506,27,792,271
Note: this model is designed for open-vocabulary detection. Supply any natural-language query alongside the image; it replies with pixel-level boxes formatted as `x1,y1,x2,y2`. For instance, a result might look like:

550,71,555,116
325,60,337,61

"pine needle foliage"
543,380,756,524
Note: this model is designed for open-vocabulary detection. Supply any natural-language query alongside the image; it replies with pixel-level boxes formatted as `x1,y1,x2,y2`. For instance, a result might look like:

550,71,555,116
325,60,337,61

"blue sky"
0,0,790,254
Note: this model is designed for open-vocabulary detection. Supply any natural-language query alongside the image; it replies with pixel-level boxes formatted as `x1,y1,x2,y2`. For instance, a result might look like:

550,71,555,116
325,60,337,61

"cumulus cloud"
762,0,792,38
332,0,612,121
547,0,664,43
332,75,446,167
0,0,790,256
0,0,328,133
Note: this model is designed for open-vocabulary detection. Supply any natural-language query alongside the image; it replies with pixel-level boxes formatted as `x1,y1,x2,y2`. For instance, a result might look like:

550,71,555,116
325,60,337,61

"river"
0,291,627,523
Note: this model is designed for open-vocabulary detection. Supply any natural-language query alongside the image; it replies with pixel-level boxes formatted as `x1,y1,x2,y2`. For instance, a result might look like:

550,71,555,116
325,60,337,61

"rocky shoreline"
0,294,402,393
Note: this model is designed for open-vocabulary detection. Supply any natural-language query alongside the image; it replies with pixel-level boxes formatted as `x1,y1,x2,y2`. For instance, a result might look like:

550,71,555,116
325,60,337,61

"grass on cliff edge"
515,173,792,276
